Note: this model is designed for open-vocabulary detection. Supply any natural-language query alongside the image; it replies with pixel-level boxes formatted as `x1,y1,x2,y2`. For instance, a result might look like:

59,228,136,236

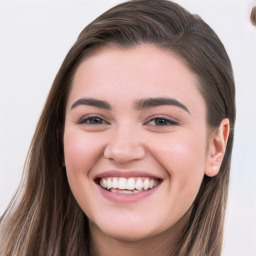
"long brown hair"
0,1,235,255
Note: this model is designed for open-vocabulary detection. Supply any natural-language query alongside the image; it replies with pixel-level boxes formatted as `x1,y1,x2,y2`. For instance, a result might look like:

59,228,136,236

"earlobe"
205,118,230,177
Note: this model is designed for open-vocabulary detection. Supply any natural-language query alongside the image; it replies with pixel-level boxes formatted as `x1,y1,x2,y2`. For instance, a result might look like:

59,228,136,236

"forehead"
73,44,198,87
67,44,206,117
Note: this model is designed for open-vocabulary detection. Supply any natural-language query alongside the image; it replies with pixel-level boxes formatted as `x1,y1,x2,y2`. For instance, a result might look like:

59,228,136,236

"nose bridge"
104,122,145,163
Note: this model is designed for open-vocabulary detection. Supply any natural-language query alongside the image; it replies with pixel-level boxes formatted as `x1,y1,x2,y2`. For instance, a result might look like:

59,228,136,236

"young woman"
0,0,235,255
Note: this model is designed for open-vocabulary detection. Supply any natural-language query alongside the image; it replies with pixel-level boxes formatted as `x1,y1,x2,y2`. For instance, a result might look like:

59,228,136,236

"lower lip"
98,184,160,203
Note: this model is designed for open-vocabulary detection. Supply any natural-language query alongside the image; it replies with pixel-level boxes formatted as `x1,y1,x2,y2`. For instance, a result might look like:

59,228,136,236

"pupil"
156,118,167,125
92,117,101,124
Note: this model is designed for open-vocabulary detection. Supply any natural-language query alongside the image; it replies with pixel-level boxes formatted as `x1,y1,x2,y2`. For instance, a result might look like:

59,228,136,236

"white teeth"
149,179,154,189
107,178,112,190
127,178,136,190
111,189,140,194
100,178,107,188
135,179,143,191
112,177,118,188
99,177,159,192
118,178,127,189
143,179,149,190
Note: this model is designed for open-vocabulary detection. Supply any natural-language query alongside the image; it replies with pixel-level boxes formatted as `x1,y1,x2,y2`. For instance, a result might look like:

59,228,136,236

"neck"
90,210,190,256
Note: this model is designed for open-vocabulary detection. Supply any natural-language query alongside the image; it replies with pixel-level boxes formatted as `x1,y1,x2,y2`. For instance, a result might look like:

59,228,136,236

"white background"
0,1,255,255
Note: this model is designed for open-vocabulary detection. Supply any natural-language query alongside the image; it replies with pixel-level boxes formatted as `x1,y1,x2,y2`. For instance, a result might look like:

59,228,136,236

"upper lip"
93,170,162,180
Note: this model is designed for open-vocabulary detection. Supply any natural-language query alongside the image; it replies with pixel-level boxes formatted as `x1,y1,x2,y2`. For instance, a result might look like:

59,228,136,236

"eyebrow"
134,97,191,114
71,97,190,114
71,98,112,110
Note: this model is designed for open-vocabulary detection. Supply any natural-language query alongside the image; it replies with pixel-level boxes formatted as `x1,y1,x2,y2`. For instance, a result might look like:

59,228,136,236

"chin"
99,226,160,243
89,205,192,245
90,215,176,244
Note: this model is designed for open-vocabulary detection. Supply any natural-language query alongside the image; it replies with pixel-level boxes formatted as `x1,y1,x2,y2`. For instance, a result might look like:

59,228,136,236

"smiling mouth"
98,177,160,194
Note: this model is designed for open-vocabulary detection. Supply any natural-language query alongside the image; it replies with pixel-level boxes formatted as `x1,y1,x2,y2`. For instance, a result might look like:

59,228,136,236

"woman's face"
64,44,215,242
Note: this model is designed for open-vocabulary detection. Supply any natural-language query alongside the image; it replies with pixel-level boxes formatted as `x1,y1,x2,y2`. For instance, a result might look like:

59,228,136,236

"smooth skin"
64,44,229,256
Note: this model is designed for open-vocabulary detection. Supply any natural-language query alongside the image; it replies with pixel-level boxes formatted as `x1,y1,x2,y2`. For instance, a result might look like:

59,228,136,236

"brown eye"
154,118,170,125
78,116,107,125
147,117,179,126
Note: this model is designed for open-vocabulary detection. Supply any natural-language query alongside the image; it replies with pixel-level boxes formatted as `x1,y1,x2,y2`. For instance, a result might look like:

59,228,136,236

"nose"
104,125,146,164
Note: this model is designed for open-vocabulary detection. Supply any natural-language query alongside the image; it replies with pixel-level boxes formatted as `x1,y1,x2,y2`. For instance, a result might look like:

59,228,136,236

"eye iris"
155,118,168,125
90,117,103,124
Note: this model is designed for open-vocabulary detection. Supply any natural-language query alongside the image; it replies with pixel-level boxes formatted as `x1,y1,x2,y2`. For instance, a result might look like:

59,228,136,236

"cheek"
149,132,207,198
63,130,104,172
152,132,207,169
63,130,105,212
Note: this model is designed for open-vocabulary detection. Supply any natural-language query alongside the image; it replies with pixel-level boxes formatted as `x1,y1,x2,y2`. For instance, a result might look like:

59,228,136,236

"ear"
204,118,230,177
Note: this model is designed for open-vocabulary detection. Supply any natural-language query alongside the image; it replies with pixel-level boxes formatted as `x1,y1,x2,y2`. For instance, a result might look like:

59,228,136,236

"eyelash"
145,117,179,126
77,115,179,127
77,116,110,125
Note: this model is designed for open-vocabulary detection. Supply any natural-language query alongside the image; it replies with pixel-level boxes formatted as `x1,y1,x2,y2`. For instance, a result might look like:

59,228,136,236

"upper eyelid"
77,114,110,124
145,115,179,123
146,119,179,126
79,113,108,119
